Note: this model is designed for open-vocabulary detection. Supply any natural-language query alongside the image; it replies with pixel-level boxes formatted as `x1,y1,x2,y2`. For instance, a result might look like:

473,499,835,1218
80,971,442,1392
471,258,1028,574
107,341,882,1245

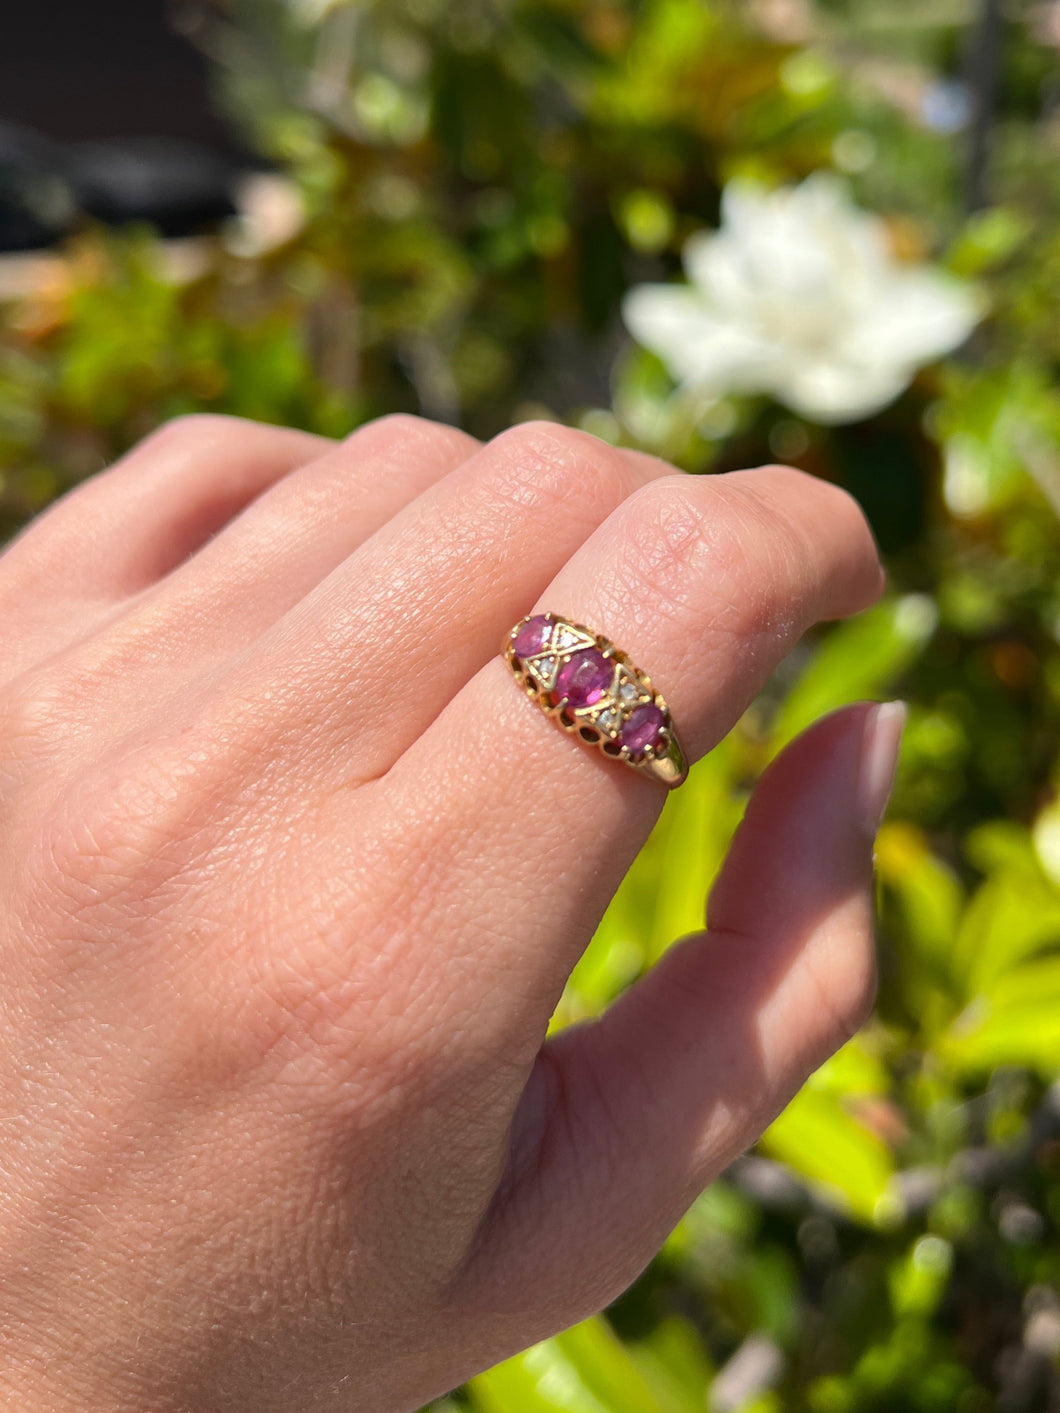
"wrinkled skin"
0,415,891,1411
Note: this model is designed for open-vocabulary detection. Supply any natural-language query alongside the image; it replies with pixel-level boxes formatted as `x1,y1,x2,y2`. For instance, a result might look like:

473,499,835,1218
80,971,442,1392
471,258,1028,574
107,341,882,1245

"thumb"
457,701,904,1332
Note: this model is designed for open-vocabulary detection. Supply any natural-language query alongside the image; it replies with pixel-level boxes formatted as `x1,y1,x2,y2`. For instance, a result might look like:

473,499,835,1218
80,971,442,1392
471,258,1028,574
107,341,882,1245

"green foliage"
4,0,1060,1409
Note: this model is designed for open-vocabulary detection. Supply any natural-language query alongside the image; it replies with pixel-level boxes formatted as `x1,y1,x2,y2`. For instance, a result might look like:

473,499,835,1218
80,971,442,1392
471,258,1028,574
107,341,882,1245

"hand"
0,415,891,1411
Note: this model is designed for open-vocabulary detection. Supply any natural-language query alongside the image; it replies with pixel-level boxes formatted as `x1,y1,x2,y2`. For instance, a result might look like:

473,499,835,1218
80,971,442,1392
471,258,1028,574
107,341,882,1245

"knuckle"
486,422,636,521
717,480,814,604
349,411,477,464
735,463,879,574
135,412,244,456
99,414,253,489
30,755,204,920
613,476,731,624
0,485,103,587
613,469,848,646
357,411,445,445
22,698,266,924
0,672,63,745
718,468,814,550
0,625,161,784
362,410,432,435
744,461,821,495
0,671,75,787
757,460,861,516
19,673,326,933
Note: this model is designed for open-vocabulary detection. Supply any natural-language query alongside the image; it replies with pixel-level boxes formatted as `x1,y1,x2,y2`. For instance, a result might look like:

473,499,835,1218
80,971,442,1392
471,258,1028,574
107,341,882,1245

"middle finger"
217,423,675,785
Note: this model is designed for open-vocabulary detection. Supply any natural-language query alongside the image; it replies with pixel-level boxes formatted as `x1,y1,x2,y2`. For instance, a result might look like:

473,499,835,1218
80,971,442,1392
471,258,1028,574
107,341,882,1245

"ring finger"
360,463,884,1046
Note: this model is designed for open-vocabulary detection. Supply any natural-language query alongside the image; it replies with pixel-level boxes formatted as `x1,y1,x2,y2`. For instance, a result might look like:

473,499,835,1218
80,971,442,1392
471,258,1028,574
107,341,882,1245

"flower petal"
625,173,983,425
621,285,774,387
691,173,890,309
775,356,913,424
841,270,983,367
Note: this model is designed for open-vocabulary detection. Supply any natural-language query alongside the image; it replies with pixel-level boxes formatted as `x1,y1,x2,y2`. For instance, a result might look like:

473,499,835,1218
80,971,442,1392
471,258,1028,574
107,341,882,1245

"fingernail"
857,701,906,837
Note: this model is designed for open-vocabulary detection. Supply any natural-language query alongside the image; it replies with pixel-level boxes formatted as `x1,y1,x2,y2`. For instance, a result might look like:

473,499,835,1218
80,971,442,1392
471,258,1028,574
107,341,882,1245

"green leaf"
761,1080,896,1225
951,869,1060,996
468,1319,665,1413
946,206,1033,277
639,735,744,964
877,823,964,975
940,955,1060,1075
932,363,1060,518
555,737,743,1027
888,1235,953,1320
627,1317,714,1413
771,597,936,754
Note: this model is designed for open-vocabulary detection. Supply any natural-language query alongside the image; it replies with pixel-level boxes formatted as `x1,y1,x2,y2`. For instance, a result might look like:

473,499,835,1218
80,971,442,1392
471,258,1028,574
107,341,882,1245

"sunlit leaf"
940,955,1060,1075
771,597,936,753
627,1317,714,1413
468,1320,664,1413
877,823,964,973
951,869,1060,996
555,737,743,1027
761,1082,896,1225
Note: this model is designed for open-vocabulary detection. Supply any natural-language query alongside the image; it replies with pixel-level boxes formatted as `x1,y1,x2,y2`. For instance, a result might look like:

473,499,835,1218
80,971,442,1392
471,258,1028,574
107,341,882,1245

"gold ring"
503,613,688,788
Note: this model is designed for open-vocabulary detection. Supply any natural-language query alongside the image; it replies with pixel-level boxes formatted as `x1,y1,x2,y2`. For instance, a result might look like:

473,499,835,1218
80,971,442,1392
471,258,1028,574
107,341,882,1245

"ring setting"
504,613,688,788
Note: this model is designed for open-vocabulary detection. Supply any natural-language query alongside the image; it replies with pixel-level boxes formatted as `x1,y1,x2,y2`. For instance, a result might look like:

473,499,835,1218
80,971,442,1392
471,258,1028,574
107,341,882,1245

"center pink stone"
553,648,613,707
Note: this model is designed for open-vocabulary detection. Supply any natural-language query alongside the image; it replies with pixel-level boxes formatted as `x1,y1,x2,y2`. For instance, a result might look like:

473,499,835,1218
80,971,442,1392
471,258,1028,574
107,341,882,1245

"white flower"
622,173,982,425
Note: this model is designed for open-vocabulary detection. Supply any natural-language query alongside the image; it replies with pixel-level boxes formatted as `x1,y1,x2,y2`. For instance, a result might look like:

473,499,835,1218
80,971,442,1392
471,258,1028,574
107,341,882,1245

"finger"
213,423,678,784
2,415,331,597
143,414,479,648
0,416,479,777
452,701,903,1331
53,414,480,669
369,467,884,1035
0,416,329,680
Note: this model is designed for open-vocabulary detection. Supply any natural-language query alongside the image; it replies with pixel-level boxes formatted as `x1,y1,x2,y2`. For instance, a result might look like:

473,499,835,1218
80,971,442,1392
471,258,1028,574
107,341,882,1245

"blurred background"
3,1,1060,1409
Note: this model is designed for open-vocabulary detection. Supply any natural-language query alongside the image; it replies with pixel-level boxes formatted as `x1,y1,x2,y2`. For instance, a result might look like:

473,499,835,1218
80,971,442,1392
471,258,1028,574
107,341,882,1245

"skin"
0,414,892,1411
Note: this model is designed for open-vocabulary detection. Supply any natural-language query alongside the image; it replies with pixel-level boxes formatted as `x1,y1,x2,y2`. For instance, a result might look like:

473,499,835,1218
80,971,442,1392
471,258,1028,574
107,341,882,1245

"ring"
503,613,688,788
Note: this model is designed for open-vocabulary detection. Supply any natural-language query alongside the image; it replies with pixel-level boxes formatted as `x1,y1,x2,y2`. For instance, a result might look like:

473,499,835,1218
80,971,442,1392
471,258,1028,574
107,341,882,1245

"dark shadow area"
0,1,245,249
1,1,232,146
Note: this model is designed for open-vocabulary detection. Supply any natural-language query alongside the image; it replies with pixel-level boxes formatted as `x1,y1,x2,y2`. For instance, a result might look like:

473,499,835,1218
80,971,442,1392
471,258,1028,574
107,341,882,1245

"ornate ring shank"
503,613,688,788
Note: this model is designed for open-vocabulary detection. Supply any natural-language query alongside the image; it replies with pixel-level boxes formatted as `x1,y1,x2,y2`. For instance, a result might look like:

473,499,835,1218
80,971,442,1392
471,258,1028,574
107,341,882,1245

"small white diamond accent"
530,655,558,688
596,706,621,733
555,626,580,650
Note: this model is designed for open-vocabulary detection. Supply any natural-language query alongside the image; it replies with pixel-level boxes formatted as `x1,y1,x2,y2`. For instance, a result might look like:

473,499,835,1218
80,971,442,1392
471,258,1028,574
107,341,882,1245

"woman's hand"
0,414,892,1411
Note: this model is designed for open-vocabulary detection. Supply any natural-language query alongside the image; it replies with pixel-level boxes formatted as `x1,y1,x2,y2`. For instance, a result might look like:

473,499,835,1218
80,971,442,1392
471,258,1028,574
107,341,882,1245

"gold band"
503,613,688,788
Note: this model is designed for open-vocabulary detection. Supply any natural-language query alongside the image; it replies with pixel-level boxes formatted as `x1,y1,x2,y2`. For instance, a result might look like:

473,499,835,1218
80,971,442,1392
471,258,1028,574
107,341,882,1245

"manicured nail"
857,701,906,837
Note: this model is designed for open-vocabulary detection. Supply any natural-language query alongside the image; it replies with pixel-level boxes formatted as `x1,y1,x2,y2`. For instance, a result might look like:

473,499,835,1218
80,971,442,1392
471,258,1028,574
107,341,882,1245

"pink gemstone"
553,648,613,707
620,702,665,756
512,614,552,658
